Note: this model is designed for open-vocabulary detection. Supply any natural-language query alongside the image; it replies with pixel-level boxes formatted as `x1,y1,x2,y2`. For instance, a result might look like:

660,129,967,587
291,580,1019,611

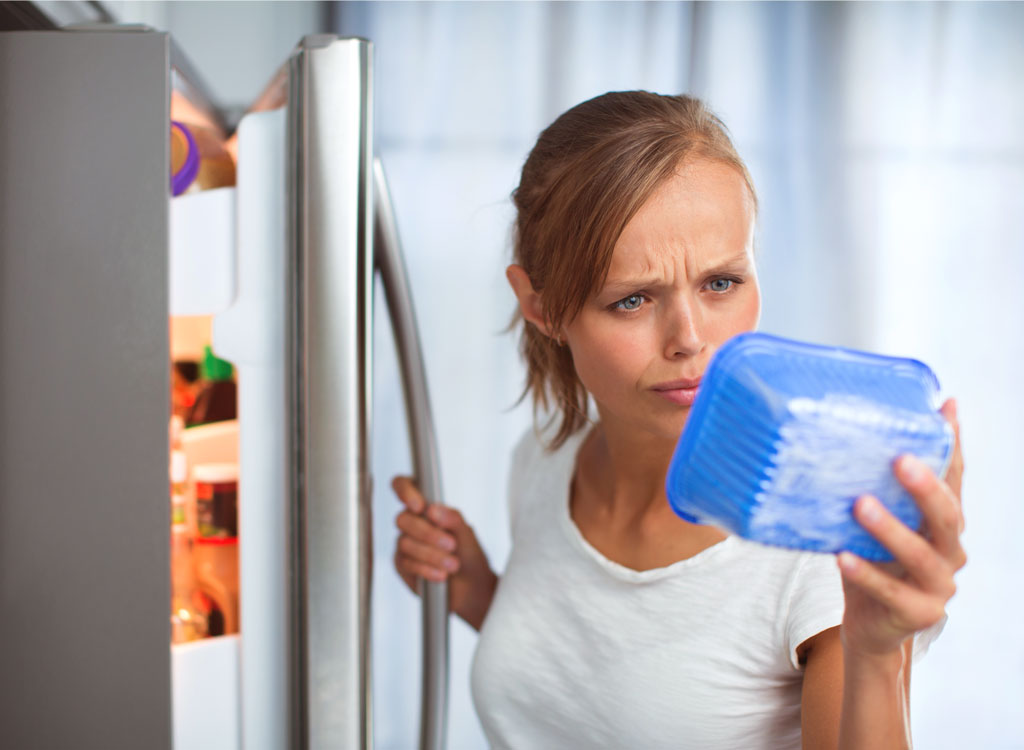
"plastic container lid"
665,332,953,561
193,462,238,484
200,345,234,382
170,121,200,197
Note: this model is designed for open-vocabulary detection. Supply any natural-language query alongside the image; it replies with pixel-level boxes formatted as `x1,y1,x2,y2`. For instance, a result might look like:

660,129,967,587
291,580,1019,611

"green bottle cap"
201,345,234,381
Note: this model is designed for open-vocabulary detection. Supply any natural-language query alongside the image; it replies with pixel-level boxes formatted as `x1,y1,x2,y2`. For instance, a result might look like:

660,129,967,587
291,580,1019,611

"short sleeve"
784,552,845,670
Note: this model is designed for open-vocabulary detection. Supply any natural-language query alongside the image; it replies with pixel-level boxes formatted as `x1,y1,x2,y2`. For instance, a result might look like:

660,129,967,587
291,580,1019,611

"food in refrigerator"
171,360,199,420
170,119,236,195
192,461,240,636
194,537,239,636
193,462,238,539
171,448,207,644
187,346,237,426
170,120,200,196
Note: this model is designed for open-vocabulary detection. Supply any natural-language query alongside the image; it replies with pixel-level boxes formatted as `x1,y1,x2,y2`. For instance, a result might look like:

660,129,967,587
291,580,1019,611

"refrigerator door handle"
372,158,450,750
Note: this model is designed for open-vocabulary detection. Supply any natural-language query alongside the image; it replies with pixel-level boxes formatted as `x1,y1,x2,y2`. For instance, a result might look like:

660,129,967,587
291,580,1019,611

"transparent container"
665,332,954,560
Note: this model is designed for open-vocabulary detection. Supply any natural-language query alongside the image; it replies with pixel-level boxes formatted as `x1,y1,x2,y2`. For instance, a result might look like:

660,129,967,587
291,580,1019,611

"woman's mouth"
651,377,702,406
653,386,699,406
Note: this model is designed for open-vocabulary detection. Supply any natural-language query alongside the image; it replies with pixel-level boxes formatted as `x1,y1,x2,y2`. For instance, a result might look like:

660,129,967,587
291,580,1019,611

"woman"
392,91,965,748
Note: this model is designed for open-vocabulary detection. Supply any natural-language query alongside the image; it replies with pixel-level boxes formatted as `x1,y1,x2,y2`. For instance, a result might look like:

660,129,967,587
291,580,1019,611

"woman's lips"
654,386,699,406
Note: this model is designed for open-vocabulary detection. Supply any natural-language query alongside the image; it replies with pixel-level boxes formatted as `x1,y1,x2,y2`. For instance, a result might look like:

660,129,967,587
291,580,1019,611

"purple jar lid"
171,121,200,196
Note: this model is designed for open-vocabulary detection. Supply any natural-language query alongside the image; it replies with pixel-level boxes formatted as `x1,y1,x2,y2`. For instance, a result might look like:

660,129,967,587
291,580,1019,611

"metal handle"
372,158,450,750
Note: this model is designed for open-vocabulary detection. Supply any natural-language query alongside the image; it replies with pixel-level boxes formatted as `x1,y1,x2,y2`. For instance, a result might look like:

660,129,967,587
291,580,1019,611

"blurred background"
24,1,1024,748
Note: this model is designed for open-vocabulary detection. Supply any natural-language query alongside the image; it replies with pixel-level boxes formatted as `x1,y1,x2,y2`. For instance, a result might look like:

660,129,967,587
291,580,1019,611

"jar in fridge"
194,536,239,635
193,462,237,539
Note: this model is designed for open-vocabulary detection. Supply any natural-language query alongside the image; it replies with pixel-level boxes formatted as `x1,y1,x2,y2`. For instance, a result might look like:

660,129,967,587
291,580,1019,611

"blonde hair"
505,91,757,451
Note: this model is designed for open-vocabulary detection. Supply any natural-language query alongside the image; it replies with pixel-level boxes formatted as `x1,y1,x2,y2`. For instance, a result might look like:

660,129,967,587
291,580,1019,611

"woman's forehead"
603,170,755,281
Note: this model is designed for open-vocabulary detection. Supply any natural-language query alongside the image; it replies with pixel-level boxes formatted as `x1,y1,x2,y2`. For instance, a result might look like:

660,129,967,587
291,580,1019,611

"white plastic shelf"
169,109,287,750
171,187,237,316
172,635,241,750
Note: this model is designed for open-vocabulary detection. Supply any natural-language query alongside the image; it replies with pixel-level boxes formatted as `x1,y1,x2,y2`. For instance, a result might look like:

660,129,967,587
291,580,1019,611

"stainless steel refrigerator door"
0,29,172,750
289,35,450,750
288,35,375,750
373,158,449,750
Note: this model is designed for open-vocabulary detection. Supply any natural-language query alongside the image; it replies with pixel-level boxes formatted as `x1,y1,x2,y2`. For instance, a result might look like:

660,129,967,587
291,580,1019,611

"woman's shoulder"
510,418,590,471
506,420,589,526
718,539,843,613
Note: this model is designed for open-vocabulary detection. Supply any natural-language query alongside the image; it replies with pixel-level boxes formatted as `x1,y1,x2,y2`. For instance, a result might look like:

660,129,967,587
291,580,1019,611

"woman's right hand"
391,475,499,631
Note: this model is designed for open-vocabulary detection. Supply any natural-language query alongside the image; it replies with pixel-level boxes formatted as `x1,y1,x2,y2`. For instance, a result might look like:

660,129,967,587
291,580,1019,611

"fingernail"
439,536,456,551
859,496,882,524
443,557,459,571
838,551,858,572
899,455,925,483
428,505,444,523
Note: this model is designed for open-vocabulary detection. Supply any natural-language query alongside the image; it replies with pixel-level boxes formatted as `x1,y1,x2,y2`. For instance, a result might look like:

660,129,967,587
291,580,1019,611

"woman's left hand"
837,398,966,658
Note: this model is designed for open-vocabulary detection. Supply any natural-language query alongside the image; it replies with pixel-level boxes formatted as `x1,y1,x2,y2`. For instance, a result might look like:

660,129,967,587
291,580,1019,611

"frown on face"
564,158,761,441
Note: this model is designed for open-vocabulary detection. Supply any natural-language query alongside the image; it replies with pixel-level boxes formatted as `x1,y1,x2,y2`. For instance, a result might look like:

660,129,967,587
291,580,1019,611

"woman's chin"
650,408,691,442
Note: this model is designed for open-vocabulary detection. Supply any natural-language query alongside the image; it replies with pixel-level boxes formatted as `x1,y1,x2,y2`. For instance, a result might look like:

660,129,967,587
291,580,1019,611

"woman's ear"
506,264,557,338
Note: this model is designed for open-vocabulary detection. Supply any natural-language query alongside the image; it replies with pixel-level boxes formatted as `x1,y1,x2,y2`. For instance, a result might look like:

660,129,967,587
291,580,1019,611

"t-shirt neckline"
556,424,737,583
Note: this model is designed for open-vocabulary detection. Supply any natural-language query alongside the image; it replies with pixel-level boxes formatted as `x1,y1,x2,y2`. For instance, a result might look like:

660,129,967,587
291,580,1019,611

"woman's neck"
578,418,679,526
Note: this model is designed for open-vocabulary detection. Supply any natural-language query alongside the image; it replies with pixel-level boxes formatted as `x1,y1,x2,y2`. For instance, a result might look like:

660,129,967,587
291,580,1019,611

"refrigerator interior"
169,95,290,750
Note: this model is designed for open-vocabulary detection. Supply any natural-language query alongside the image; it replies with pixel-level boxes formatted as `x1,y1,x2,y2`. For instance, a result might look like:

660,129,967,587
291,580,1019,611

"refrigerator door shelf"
212,106,290,750
171,186,237,316
173,108,289,750
172,635,241,750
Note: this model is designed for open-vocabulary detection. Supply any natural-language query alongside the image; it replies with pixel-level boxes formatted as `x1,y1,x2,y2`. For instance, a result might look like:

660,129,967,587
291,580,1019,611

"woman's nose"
664,295,705,359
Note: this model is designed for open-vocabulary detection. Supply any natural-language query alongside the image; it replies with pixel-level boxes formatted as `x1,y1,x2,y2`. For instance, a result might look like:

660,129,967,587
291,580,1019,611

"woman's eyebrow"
602,254,751,293
695,253,753,277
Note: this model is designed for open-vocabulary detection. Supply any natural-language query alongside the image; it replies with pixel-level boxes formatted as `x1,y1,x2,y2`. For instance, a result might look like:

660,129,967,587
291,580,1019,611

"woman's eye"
708,278,734,293
615,294,645,312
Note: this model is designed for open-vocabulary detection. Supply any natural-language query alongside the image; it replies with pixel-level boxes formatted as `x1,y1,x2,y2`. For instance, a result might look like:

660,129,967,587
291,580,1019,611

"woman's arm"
836,640,913,750
802,398,965,748
800,629,915,750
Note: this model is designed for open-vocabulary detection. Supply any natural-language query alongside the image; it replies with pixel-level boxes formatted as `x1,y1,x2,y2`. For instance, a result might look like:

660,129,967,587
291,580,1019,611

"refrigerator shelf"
172,635,241,750
171,187,237,316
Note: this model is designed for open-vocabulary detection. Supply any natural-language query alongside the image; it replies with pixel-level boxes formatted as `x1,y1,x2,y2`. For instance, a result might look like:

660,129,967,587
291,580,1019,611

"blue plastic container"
665,332,954,561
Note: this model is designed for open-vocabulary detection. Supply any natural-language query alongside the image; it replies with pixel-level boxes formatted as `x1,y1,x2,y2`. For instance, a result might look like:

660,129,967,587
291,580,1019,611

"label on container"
196,480,238,538
171,498,187,526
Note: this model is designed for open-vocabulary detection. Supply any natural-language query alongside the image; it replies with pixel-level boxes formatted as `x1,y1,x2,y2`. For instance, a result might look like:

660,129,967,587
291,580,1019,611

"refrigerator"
0,26,449,750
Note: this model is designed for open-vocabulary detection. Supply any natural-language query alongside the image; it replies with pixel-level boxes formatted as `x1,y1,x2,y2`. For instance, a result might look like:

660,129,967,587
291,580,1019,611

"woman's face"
564,158,761,443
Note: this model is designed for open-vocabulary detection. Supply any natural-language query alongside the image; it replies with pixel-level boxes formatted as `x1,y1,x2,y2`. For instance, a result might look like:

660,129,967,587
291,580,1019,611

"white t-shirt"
470,423,931,750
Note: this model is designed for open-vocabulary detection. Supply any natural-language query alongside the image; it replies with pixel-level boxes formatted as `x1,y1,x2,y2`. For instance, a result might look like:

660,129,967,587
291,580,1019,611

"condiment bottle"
170,450,207,643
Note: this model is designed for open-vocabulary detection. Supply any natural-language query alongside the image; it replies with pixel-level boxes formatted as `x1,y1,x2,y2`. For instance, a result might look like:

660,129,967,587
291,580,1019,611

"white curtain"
336,3,1024,748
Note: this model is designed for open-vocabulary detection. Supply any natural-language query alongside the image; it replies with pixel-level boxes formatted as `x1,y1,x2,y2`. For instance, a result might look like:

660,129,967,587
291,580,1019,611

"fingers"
392,550,418,592
424,503,475,546
398,534,460,574
391,474,461,589
392,475,428,514
394,549,452,584
395,509,457,552
838,551,948,631
851,495,958,594
939,398,964,511
894,455,967,569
